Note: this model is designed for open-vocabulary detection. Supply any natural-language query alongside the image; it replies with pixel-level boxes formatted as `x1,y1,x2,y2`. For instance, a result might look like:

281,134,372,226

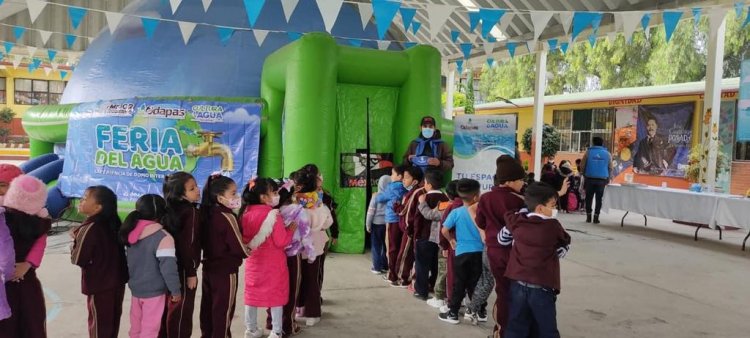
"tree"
0,107,14,143
441,91,467,108
522,124,561,158
464,71,475,114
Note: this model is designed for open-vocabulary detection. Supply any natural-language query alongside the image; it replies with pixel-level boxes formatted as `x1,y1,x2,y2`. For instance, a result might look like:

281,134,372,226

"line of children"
393,166,425,288
425,180,461,309
412,169,449,300
373,165,408,284
366,174,390,274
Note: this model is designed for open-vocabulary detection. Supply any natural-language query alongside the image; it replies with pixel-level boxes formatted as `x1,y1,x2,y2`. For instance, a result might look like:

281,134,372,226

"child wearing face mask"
239,178,297,338
199,174,249,338
500,182,571,338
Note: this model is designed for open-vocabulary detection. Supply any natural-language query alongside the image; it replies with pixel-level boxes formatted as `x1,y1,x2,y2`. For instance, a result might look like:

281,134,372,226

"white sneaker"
267,332,281,338
306,317,321,326
426,297,445,308
245,328,263,338
439,304,450,313
464,308,475,319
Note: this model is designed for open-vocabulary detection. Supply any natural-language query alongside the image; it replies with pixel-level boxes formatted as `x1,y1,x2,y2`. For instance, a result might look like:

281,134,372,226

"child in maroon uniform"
413,169,449,300
161,172,202,338
199,174,249,338
425,180,460,309
0,175,51,338
501,183,571,338
475,155,527,338
393,166,425,288
71,186,128,338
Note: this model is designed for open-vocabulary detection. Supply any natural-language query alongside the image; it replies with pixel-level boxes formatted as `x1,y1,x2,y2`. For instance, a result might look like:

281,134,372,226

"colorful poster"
60,98,261,201
738,59,750,141
339,152,394,188
452,114,517,191
612,106,638,178
632,103,694,177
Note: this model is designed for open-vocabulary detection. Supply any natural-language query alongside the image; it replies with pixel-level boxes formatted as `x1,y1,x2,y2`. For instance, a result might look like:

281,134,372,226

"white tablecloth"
714,197,750,230
602,184,730,228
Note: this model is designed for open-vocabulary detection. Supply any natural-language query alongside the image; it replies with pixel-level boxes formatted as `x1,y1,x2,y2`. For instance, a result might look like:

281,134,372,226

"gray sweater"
366,175,391,229
126,226,181,298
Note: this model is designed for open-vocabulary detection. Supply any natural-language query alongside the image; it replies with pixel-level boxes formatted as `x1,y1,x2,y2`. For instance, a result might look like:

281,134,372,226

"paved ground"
35,210,750,337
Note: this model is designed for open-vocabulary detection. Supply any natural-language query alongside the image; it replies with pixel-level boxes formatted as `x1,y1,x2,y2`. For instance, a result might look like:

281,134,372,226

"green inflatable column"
282,33,339,186
29,139,54,158
395,46,442,162
259,44,296,178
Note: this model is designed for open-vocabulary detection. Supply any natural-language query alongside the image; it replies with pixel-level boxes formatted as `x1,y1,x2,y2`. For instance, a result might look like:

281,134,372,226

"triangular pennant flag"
411,21,421,35
425,4,454,41
588,34,597,47
455,60,463,73
548,38,558,50
483,41,494,56
317,0,344,33
735,2,744,18
280,0,299,23
479,9,506,38
641,12,651,31
571,12,603,42
498,13,513,35
48,49,57,61
405,41,417,49
28,63,35,73
202,0,213,12
377,40,390,50
399,7,416,31
38,30,52,45
560,42,569,54
43,67,52,76
357,3,373,29
26,0,47,23
692,8,702,31
65,34,78,49
591,13,603,33
178,21,197,44
530,12,554,41
253,29,269,46
468,11,480,32
170,0,183,15
745,7,750,28
12,55,22,69
27,47,37,58
68,7,88,30
217,27,235,46
488,36,497,43
662,11,683,42
61,71,68,79
507,42,517,58
451,30,460,42
287,32,302,42
141,18,160,39
620,12,642,42
105,12,124,34
13,27,26,41
460,43,472,59
51,62,58,72
349,39,362,47
243,0,267,28
32,58,41,68
372,0,401,40
558,12,574,35
4,42,14,54
486,57,494,67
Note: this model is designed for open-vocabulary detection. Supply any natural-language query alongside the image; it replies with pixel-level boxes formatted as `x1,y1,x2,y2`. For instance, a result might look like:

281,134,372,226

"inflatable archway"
259,32,447,253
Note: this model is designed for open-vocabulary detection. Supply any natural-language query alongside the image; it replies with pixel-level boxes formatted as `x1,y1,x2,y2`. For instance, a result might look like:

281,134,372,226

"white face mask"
550,209,558,219
270,195,280,207
220,195,241,209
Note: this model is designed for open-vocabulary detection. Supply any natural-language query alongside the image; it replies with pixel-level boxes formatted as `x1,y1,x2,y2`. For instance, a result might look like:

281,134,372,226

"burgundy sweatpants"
385,223,403,282
487,246,511,338
160,269,197,338
296,258,322,318
446,249,455,301
87,285,126,338
0,269,46,338
199,271,239,338
396,232,415,285
266,254,302,335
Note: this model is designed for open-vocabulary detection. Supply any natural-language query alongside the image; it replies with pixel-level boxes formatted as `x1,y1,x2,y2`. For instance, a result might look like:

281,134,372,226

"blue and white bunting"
48,49,57,61
479,9,505,38
469,11,480,32
451,30,460,42
507,41,517,58
13,27,26,41
411,21,421,35
217,27,235,46
243,0,266,28
399,7,416,31
548,38,558,50
372,0,401,39
349,39,363,47
65,34,77,48
68,7,87,30
662,11,683,42
141,18,160,40
460,43,472,59
287,32,302,42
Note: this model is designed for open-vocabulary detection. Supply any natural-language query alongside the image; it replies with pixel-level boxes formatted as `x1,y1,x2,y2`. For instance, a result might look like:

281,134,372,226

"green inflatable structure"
259,32,446,253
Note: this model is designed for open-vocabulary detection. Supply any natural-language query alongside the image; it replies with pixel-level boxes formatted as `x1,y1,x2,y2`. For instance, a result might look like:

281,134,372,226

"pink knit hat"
2,175,49,217
0,164,23,184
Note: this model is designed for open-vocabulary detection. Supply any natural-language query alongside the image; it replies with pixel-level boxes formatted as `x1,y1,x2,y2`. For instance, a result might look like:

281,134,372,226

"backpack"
566,191,578,212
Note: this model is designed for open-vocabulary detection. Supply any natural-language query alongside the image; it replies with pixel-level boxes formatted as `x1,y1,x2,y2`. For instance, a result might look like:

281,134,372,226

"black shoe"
477,308,488,322
586,214,592,223
593,214,600,224
438,311,459,324
413,292,428,301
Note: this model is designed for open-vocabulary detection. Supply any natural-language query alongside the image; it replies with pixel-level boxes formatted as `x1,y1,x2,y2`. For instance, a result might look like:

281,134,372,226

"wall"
730,162,750,196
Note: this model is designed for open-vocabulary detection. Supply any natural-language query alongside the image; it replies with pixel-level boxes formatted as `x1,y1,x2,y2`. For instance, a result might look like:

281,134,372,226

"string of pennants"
5,0,750,76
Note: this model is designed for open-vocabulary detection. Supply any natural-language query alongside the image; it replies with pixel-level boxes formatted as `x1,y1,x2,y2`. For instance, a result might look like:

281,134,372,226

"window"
14,79,66,105
0,78,6,104
553,108,614,152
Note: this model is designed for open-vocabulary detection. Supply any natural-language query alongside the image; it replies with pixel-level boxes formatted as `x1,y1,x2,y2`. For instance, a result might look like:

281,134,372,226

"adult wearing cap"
475,155,527,338
404,116,454,173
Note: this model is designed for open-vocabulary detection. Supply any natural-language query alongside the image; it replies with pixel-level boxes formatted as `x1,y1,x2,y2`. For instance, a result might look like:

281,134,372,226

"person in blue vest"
404,116,454,173
580,137,613,224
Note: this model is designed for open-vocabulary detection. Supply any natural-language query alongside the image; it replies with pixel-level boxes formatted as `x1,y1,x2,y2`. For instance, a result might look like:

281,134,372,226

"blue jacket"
374,181,408,223
583,146,612,179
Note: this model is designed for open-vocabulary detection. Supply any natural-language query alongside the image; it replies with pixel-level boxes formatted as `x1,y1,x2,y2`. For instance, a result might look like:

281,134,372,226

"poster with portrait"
612,106,638,178
632,103,694,177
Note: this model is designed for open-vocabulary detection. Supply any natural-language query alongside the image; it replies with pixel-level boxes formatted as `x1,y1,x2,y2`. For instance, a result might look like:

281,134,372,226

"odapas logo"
459,118,479,130
144,105,187,119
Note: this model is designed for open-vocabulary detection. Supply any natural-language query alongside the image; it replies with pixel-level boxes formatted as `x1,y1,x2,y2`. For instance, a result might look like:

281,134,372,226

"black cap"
421,116,436,126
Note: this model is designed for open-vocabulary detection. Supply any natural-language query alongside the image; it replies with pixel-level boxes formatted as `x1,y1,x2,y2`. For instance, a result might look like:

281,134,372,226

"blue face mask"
421,127,435,139
318,191,324,202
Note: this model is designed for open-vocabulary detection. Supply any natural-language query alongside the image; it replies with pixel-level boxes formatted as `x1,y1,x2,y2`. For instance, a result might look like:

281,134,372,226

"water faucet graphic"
185,131,234,172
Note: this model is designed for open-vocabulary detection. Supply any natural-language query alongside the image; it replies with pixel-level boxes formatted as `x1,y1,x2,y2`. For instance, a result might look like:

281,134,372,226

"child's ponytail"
239,178,279,216
120,194,167,246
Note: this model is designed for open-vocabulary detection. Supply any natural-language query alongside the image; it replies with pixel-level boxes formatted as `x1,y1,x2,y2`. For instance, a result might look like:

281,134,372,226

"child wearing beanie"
475,155,528,338
0,175,52,337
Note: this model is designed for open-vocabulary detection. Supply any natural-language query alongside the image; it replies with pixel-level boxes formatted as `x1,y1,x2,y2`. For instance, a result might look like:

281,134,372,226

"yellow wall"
0,66,70,118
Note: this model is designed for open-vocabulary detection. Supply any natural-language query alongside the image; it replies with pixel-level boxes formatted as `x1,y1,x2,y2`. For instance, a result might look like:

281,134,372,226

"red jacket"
70,218,128,295
172,202,202,277
397,186,426,236
503,212,571,292
475,186,526,250
202,205,248,274
439,198,462,250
